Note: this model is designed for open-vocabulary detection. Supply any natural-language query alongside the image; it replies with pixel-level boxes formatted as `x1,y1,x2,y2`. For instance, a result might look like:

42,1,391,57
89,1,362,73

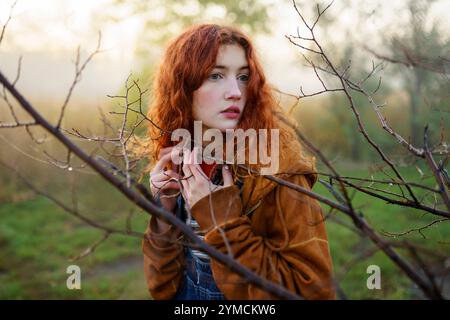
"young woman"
142,24,335,300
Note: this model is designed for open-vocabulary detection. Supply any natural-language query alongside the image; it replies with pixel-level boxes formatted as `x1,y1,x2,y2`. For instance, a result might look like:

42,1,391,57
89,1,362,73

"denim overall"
174,246,226,300
173,165,244,300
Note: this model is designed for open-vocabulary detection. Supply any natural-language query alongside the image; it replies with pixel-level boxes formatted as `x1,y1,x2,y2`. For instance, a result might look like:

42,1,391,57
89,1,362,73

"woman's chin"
217,125,238,132
198,118,240,132
214,119,240,132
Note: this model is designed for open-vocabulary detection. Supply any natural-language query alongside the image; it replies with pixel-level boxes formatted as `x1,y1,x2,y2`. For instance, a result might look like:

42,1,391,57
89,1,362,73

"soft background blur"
0,0,449,299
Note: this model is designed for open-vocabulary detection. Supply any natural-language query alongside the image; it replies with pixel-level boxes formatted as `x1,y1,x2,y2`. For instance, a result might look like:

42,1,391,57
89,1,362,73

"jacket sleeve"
190,174,335,300
142,215,185,300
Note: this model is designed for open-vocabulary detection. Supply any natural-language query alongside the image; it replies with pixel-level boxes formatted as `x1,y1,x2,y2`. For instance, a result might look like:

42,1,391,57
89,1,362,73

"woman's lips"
220,106,240,119
221,111,240,119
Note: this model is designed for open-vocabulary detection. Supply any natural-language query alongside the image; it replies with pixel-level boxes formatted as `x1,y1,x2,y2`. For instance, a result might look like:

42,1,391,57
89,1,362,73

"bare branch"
363,44,450,75
381,218,448,239
56,32,102,129
423,126,450,212
69,232,111,262
0,0,17,45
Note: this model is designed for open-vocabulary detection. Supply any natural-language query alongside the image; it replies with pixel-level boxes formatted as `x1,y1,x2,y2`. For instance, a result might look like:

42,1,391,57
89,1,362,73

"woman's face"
192,44,249,132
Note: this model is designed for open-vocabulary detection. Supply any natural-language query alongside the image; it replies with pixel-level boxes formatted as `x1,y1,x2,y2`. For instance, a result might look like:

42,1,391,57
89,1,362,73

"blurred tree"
387,0,450,147
293,0,449,161
104,0,274,60
293,0,394,162
97,0,276,115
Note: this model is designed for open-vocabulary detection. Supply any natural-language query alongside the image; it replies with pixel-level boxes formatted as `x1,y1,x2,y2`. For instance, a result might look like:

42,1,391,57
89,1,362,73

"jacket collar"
236,127,318,212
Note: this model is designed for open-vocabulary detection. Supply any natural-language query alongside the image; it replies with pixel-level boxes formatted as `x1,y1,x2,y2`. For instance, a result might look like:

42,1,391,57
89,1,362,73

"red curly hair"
147,23,281,166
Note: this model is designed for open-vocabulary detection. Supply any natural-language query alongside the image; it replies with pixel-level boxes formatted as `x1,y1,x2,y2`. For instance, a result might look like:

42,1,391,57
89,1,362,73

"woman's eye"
238,74,249,82
208,73,222,80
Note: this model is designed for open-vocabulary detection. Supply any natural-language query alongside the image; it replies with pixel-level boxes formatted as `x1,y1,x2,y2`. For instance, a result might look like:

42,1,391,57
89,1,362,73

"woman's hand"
150,147,182,212
180,147,234,209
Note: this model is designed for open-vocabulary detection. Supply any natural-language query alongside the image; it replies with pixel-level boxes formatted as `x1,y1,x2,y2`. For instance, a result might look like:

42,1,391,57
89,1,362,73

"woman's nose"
224,78,242,100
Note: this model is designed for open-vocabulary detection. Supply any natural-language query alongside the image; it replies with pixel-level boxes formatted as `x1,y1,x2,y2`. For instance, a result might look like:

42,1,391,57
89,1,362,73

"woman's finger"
150,175,181,185
163,170,182,180
188,147,207,181
159,146,173,158
170,146,185,167
158,180,180,191
153,152,173,172
150,170,179,193
182,148,193,179
222,165,233,187
189,163,208,182
180,177,189,195
151,178,180,194
150,170,177,183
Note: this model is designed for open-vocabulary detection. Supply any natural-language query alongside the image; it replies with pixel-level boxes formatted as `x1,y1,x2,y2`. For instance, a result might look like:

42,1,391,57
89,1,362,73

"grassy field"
318,165,449,299
0,163,448,299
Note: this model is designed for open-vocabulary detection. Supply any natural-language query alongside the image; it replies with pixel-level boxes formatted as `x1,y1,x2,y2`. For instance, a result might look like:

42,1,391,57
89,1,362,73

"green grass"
0,193,150,299
316,164,450,299
0,164,448,299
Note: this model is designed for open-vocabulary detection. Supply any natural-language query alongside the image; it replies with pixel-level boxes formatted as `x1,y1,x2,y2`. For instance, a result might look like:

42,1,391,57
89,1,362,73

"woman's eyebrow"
213,65,249,71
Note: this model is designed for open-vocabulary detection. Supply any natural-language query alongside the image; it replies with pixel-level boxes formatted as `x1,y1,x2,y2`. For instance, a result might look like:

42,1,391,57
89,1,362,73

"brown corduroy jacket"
142,138,336,300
